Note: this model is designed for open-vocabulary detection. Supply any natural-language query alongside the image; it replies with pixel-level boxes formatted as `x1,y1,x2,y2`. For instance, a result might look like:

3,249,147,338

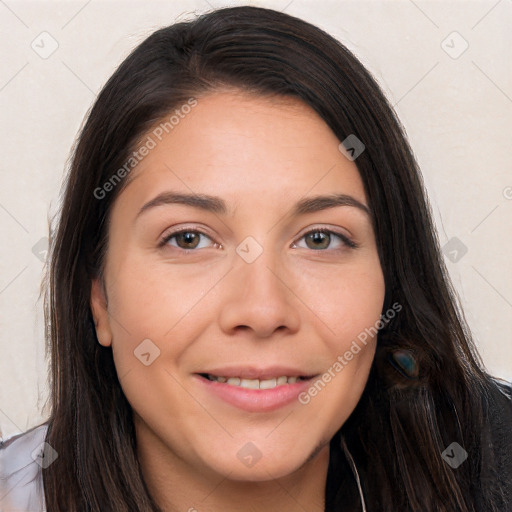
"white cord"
341,436,367,512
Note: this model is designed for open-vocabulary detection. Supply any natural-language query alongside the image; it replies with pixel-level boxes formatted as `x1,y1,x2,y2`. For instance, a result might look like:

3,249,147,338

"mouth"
198,373,311,389
194,369,319,412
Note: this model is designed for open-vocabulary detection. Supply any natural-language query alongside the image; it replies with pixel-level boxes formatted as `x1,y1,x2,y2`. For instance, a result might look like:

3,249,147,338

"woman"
1,5,510,512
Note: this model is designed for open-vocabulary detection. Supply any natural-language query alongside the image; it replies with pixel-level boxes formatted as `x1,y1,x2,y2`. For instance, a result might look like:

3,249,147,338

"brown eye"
305,231,331,250
294,228,357,251
174,231,201,249
160,229,215,251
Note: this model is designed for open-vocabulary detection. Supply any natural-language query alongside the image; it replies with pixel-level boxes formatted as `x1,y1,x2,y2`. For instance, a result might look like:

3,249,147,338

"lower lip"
195,375,315,412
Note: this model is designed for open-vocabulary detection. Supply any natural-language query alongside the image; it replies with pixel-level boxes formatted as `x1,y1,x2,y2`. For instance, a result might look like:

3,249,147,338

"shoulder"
480,377,512,507
486,377,512,421
493,378,512,400
484,377,512,442
0,422,49,512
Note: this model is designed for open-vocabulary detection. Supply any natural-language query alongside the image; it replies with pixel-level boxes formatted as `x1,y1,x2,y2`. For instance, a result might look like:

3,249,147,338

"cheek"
103,256,200,421
298,260,385,349
293,260,384,410
294,261,384,422
106,250,223,336
103,251,230,389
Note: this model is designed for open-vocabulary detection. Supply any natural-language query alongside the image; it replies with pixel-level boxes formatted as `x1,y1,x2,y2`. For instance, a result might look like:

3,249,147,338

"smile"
195,371,318,412
201,374,308,389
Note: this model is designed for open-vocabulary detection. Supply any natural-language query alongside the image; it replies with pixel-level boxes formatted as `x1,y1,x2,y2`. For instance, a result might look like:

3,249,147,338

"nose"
217,247,301,339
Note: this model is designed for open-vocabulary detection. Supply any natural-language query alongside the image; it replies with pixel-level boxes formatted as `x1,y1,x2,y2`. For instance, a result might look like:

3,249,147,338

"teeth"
259,378,276,390
207,374,305,389
240,378,260,389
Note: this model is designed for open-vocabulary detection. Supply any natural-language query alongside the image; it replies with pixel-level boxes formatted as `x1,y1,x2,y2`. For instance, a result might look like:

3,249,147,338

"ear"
90,277,113,347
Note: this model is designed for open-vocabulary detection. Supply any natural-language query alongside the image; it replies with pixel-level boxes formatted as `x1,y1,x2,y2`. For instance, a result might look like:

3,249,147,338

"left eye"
293,228,356,251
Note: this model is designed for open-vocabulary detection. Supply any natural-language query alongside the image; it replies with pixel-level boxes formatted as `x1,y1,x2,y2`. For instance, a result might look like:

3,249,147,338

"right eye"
159,228,221,251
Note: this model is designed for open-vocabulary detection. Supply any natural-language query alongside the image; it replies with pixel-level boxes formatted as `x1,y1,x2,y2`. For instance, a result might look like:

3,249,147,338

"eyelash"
158,227,358,252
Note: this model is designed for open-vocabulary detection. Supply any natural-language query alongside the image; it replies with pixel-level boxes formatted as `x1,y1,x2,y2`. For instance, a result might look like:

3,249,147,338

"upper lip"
197,365,318,380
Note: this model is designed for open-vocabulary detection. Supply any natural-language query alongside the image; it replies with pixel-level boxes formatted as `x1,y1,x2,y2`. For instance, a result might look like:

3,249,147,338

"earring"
389,349,419,379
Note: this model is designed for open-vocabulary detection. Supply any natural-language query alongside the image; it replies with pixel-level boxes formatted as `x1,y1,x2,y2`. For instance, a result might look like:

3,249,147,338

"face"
91,90,385,483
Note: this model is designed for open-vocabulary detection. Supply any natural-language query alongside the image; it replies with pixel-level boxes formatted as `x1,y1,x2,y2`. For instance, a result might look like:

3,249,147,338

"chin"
202,443,324,482
218,460,303,482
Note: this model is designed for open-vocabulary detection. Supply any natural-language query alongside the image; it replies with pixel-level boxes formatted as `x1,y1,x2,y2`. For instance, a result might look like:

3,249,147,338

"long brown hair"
42,5,509,511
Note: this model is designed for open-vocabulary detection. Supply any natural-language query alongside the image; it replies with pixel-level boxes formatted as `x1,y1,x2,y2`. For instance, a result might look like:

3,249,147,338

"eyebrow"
136,191,370,220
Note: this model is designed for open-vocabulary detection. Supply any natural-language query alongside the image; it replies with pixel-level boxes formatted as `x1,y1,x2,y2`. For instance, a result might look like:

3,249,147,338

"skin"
90,90,385,512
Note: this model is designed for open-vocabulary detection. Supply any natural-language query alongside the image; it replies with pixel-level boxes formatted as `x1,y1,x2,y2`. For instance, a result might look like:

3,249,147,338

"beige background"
0,0,511,441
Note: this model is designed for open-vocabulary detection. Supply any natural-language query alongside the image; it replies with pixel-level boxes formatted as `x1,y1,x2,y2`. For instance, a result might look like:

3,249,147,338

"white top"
0,423,48,512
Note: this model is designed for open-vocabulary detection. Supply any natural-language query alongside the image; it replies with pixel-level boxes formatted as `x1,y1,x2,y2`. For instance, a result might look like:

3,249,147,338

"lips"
194,365,318,412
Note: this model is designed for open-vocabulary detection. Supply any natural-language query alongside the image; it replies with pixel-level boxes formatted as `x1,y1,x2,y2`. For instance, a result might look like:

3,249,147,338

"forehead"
115,91,367,216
